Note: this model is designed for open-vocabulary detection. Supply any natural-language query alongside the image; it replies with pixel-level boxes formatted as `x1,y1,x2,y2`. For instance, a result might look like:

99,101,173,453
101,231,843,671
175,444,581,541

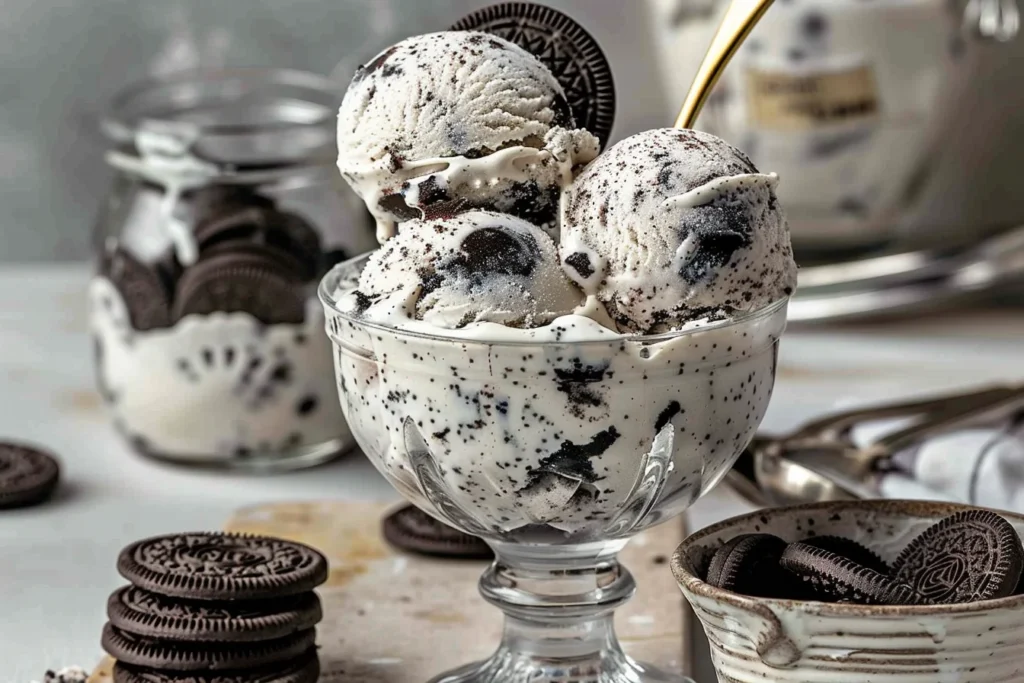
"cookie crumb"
37,666,89,683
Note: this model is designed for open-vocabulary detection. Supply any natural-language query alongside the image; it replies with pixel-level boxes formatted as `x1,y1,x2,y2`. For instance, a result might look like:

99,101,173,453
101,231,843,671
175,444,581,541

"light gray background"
0,0,666,262
0,0,1022,262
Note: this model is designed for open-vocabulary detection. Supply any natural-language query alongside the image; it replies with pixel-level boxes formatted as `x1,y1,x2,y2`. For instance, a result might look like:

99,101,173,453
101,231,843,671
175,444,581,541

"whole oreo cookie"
799,535,889,575
894,510,1024,604
101,623,315,671
107,585,322,642
116,532,328,601
451,2,616,146
382,504,492,560
171,251,306,325
704,534,802,598
781,542,921,605
0,442,60,509
113,654,319,683
102,247,172,331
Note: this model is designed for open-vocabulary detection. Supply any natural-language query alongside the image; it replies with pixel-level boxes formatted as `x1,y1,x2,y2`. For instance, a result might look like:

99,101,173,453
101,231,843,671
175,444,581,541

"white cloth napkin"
881,415,1024,511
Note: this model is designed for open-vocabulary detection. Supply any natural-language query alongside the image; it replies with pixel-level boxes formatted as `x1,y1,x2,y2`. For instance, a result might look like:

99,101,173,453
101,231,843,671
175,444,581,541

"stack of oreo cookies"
704,510,1024,605
101,532,327,683
102,185,348,332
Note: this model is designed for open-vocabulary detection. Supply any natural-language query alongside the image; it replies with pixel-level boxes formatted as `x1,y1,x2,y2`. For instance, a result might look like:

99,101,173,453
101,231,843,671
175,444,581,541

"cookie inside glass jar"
89,69,375,469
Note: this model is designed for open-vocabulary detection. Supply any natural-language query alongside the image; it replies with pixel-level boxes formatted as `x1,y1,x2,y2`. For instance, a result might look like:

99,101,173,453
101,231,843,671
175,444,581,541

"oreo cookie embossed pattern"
102,532,327,683
703,510,1024,605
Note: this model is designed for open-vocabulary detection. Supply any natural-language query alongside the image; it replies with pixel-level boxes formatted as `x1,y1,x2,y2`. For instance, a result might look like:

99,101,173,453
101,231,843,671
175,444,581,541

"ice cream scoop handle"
674,0,775,129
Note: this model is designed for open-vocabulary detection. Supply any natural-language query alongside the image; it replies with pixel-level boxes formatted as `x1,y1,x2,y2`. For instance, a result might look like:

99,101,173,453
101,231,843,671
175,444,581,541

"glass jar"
90,68,376,470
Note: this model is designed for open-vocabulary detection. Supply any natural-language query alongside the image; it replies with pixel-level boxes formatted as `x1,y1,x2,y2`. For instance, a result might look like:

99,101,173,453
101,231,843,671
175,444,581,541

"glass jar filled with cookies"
91,68,376,470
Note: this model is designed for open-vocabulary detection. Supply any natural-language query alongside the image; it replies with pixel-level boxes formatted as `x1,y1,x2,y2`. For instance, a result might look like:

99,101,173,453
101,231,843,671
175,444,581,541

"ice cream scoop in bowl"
320,253,788,683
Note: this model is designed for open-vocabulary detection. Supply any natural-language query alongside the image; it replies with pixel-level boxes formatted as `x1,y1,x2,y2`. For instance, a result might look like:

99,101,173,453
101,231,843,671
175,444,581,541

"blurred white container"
647,0,1018,255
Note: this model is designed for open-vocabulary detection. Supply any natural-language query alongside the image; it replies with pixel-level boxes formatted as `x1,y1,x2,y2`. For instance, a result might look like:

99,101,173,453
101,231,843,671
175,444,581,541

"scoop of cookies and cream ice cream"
336,31,599,242
561,128,796,334
340,210,581,330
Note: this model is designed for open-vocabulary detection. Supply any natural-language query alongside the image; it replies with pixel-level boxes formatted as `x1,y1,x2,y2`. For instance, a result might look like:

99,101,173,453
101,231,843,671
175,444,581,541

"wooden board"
90,501,692,682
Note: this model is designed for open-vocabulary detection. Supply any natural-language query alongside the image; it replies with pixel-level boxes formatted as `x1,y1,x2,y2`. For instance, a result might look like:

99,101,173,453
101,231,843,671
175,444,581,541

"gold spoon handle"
674,0,775,129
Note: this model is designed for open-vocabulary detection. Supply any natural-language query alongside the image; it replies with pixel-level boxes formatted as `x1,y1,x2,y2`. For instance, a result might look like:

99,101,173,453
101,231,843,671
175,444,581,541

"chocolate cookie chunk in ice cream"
343,210,582,329
561,128,797,334
336,31,600,242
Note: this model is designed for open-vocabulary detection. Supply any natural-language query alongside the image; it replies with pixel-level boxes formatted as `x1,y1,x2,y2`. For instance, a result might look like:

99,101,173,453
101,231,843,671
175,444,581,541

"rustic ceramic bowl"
671,500,1024,682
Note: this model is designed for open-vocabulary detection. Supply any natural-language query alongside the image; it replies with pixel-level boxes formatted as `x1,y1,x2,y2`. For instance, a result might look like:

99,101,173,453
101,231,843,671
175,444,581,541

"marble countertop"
2,264,1022,682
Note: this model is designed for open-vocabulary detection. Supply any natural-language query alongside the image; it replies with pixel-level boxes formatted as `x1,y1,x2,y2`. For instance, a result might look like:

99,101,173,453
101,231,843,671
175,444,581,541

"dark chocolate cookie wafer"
800,535,889,575
102,247,172,331
382,504,492,560
155,251,184,298
264,212,321,282
113,653,319,683
197,240,309,287
194,206,275,252
319,247,349,276
0,442,60,509
894,510,1024,604
107,585,322,642
451,3,616,146
189,186,276,228
195,207,321,282
172,251,305,325
117,532,328,601
704,534,802,598
102,623,314,671
781,542,921,605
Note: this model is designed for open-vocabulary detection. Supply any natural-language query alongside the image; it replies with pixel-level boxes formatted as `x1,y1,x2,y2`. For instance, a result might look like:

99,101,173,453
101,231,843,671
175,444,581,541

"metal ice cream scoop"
726,383,1024,507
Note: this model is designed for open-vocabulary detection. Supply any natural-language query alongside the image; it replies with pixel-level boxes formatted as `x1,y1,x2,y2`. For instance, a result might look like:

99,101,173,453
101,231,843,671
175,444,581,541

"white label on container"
745,64,880,130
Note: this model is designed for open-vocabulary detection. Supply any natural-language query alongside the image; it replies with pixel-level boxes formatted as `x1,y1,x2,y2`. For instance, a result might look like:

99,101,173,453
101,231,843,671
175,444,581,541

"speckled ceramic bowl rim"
671,499,1024,616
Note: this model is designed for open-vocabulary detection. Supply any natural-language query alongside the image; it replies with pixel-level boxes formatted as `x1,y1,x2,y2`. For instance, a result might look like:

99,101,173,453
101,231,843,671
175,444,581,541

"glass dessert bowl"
320,255,789,683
